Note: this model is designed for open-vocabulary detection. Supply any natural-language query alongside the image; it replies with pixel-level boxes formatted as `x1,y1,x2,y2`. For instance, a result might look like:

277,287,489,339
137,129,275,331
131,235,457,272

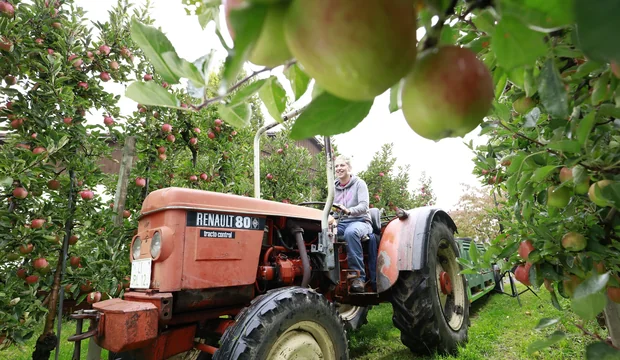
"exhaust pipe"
292,227,311,288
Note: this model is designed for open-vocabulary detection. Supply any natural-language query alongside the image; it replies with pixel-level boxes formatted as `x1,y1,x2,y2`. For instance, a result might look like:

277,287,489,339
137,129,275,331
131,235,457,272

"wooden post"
604,299,620,347
86,136,136,360
112,136,136,227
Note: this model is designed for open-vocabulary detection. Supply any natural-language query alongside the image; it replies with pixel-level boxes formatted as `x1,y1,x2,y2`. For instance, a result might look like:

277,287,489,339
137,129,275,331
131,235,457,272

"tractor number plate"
130,258,152,289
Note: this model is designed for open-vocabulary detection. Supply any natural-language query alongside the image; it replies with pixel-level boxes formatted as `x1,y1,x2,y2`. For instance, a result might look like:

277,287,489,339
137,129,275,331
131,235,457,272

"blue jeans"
337,220,373,279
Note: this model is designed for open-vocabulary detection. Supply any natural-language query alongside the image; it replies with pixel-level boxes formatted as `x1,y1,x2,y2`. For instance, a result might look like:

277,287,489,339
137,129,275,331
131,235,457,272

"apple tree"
0,0,152,357
448,183,503,243
106,0,620,356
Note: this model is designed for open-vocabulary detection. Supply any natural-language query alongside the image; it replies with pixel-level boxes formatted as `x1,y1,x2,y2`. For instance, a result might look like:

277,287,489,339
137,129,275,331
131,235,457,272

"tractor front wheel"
212,287,349,360
390,220,469,355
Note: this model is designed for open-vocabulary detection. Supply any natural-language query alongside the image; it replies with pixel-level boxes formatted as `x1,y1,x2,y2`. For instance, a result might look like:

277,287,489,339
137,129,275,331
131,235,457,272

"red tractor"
68,124,469,359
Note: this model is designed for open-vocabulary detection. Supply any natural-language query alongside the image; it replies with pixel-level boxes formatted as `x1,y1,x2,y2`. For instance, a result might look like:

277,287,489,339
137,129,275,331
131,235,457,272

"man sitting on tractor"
333,155,373,293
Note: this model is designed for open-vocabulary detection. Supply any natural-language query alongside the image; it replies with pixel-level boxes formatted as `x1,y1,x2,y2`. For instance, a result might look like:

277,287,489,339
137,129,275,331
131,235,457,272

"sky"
74,0,490,211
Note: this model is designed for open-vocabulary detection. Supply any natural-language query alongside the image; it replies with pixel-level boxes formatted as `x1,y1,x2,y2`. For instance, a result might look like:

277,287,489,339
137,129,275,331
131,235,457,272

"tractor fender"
376,207,457,293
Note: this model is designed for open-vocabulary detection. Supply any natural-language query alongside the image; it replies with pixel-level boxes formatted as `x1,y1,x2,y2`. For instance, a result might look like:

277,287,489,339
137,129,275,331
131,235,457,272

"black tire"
390,220,469,355
337,304,370,332
213,287,349,360
493,265,505,293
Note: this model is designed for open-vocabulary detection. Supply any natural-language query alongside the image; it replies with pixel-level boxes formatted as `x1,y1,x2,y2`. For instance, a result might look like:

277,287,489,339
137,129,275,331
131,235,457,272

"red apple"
162,123,172,132
207,131,215,139
103,116,114,126
0,2,15,18
4,75,16,85
608,287,620,304
166,134,175,143
214,119,223,126
200,173,208,181
26,275,39,284
143,74,153,81
189,137,198,145
12,187,28,199
46,179,60,190
17,268,27,279
64,284,73,293
514,263,532,286
110,61,120,70
193,127,201,134
47,48,54,55
153,111,160,119
157,146,166,154
518,240,535,261
158,153,167,161
266,173,273,180
0,35,13,52
80,190,94,200
135,177,146,187
277,148,283,154
19,243,34,254
162,81,168,88
123,210,130,218
379,172,384,177
33,258,49,272
87,291,102,304
31,218,46,229
231,130,237,136
69,235,78,245
35,38,44,45
120,46,131,58
69,256,80,268
10,118,22,129
32,147,46,155
99,44,111,56
100,72,111,82
77,81,88,89
189,175,198,182
31,133,37,139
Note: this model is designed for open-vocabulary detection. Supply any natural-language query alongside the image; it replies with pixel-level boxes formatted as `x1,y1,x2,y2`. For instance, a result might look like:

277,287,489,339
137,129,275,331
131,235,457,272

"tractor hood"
140,187,323,221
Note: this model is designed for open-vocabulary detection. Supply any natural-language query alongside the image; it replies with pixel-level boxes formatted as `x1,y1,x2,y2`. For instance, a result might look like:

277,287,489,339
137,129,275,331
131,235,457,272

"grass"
349,282,602,360
3,282,605,360
3,318,109,360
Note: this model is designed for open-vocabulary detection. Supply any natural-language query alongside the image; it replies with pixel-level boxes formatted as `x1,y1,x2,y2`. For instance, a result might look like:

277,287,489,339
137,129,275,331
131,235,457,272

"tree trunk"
604,299,620,347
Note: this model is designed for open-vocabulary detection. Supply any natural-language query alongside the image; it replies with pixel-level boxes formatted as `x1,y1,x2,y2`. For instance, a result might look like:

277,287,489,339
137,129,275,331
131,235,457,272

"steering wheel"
296,201,347,214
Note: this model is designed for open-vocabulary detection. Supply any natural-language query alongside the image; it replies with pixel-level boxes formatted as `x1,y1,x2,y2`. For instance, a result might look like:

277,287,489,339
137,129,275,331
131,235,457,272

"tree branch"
575,322,620,351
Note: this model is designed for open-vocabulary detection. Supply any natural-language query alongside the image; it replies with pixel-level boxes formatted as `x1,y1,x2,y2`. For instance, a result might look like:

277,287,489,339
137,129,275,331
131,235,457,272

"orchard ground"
4,282,601,359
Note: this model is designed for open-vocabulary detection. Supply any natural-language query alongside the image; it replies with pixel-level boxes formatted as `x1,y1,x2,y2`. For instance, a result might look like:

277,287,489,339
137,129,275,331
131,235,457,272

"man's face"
335,160,349,180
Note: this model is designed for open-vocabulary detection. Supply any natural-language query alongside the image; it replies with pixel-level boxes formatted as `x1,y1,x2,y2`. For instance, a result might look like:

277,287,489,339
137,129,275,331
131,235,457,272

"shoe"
350,278,365,293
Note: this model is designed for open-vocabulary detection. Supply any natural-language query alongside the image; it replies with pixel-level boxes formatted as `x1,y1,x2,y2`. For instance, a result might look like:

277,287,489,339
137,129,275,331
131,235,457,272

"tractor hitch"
67,309,101,360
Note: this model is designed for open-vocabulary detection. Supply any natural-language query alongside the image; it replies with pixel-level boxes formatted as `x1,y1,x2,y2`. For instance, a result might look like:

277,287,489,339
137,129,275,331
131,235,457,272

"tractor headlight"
132,237,141,260
151,232,161,258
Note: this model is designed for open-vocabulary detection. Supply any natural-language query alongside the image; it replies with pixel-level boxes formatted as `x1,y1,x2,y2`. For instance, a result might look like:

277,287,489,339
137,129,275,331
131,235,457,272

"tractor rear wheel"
212,287,349,360
390,220,469,355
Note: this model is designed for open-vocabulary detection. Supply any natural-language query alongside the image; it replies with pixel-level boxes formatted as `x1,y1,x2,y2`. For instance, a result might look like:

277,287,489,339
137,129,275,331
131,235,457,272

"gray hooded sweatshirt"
334,175,371,223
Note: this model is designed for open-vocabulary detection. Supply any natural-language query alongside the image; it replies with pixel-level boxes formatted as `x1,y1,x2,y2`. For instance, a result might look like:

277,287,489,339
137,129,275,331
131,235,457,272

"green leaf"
527,331,566,354
439,25,459,46
130,20,182,85
161,52,205,88
535,317,560,330
498,241,520,259
258,76,288,122
549,291,563,311
229,78,268,105
217,102,252,128
290,92,374,140
531,165,559,182
576,111,597,146
586,342,620,359
498,0,574,31
524,68,537,97
538,59,569,119
283,63,310,101
472,9,497,35
469,242,480,265
571,272,609,320
222,5,267,89
547,140,582,154
575,0,620,63
601,182,620,208
198,7,219,30
125,82,181,108
389,82,400,113
491,15,548,71
0,176,13,186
